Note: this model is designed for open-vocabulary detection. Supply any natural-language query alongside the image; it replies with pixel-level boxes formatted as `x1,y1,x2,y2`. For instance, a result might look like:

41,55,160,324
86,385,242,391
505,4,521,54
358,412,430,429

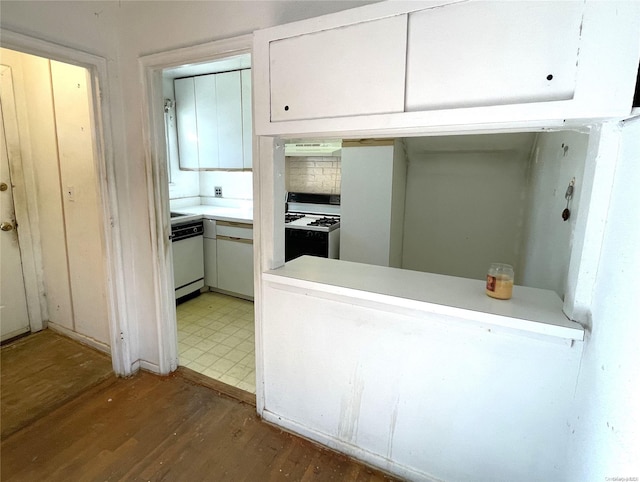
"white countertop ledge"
264,256,584,342
170,205,253,224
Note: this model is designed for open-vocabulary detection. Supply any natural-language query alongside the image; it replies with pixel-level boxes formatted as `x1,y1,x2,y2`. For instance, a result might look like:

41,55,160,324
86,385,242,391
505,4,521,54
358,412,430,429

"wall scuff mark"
337,364,365,444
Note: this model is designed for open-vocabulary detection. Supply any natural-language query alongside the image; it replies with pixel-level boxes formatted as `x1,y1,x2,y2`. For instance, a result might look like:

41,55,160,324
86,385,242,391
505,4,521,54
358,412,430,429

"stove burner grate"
285,213,305,223
307,217,339,227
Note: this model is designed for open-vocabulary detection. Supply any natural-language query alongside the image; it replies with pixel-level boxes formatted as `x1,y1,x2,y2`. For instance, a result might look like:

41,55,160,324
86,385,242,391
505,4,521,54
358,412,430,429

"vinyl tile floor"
177,291,255,393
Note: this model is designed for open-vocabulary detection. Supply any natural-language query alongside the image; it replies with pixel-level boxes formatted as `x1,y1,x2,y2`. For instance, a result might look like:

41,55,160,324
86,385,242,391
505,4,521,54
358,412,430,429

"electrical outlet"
214,186,223,198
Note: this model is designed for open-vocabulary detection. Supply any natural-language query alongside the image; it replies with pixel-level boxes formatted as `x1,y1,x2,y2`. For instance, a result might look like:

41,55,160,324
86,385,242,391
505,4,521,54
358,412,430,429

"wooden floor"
1,329,113,440
1,331,399,482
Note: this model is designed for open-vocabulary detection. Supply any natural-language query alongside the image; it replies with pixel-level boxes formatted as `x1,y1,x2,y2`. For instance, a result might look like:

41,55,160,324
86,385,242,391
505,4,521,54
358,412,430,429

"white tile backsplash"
286,156,341,194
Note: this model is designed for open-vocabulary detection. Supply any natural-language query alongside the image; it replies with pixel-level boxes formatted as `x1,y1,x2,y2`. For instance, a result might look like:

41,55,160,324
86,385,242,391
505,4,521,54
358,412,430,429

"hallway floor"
177,291,255,393
0,331,397,482
0,329,113,440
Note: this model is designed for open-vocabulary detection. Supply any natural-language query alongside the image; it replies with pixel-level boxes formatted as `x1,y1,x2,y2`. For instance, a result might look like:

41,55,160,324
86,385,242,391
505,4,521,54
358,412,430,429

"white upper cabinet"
268,15,407,122
215,71,244,169
253,0,640,136
405,2,582,111
194,74,220,167
174,77,199,169
175,69,252,170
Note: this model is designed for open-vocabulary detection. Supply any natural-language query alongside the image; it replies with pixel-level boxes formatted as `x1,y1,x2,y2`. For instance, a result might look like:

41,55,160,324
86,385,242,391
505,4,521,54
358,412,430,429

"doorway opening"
142,37,255,393
164,54,255,393
0,46,114,356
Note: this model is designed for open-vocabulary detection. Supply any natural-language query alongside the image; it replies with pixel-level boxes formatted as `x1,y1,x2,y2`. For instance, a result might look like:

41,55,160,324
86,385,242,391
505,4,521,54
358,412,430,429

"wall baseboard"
46,321,111,355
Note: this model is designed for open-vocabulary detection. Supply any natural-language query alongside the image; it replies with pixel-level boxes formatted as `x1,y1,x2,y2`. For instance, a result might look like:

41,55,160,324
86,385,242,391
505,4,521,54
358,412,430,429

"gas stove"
285,192,341,261
285,213,341,232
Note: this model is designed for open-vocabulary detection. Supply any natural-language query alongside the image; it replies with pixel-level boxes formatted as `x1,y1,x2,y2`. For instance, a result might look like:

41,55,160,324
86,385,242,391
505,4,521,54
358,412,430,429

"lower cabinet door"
216,237,253,297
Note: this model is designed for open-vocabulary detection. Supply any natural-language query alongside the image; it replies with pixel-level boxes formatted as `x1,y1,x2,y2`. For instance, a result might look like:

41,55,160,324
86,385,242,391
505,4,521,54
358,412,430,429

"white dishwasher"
171,220,204,299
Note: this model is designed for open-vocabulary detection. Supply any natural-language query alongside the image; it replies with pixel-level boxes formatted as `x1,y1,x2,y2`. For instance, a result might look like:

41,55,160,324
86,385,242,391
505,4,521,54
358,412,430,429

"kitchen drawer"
216,220,253,240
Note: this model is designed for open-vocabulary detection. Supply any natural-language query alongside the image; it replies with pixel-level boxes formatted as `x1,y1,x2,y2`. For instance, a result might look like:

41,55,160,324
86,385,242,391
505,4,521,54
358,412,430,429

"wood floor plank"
1,332,399,482
0,330,113,440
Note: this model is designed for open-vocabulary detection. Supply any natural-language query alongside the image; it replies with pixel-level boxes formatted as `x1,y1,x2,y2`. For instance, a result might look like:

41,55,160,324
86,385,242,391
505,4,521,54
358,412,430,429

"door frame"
139,34,252,375
0,29,130,375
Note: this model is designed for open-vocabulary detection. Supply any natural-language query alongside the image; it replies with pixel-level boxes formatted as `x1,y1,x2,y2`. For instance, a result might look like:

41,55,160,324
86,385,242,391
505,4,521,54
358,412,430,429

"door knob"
1,222,14,231
0,182,8,191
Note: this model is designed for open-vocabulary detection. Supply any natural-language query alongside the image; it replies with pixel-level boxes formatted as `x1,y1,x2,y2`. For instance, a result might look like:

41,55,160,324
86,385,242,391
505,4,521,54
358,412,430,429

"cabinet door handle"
217,220,252,229
217,235,253,244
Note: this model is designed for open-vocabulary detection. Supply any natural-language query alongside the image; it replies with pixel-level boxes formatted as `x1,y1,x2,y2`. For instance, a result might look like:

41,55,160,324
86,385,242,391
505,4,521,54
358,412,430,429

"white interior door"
0,66,30,341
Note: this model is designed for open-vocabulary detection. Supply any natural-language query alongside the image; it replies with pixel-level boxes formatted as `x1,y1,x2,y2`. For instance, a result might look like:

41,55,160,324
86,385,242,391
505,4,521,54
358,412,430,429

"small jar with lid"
486,263,514,300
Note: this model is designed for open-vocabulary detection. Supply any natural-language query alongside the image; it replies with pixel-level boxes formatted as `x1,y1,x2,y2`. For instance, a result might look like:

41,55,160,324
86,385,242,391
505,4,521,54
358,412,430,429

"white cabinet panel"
204,238,218,287
269,15,407,122
204,218,217,288
174,77,198,169
405,2,583,111
241,69,253,169
217,237,254,298
216,71,243,169
194,74,219,168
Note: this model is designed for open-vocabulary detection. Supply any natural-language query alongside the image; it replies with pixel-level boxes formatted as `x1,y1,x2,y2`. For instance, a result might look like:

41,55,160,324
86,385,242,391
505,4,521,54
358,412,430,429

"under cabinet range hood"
284,139,342,157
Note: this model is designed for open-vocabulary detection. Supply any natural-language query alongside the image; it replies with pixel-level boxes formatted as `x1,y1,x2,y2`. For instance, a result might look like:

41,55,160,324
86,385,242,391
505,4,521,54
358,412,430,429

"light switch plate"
215,186,222,198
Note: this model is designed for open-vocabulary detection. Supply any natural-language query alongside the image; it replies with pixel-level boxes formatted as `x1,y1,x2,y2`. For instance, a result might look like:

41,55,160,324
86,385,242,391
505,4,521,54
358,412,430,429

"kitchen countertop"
170,204,253,225
264,256,584,341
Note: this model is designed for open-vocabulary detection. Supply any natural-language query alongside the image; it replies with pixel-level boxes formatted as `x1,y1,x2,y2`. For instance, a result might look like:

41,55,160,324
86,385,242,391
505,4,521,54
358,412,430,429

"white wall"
0,0,372,370
402,133,536,282
49,60,110,344
162,75,199,201
519,130,588,298
199,170,253,200
566,118,640,481
389,139,407,268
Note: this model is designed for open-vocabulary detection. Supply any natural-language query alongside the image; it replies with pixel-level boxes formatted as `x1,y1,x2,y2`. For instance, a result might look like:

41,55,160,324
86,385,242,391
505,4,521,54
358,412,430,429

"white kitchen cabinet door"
204,237,218,288
216,70,244,169
174,77,199,169
269,14,407,122
253,1,639,136
217,237,254,298
241,69,253,169
405,2,583,111
194,74,220,168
